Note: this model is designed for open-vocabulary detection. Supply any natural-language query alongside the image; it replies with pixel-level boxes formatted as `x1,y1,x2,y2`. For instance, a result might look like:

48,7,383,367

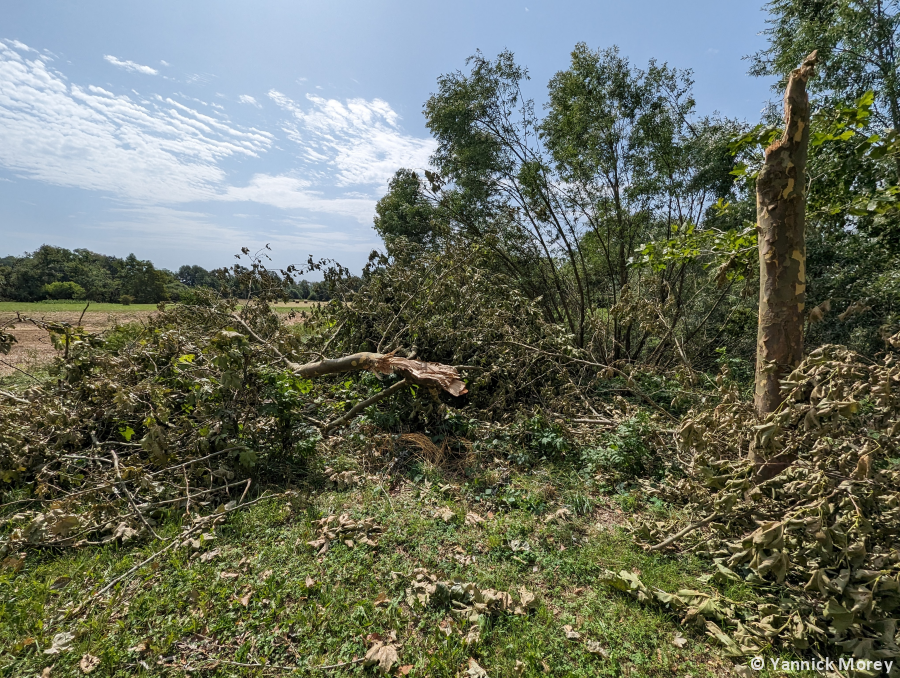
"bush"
119,294,135,306
581,412,656,479
42,281,86,300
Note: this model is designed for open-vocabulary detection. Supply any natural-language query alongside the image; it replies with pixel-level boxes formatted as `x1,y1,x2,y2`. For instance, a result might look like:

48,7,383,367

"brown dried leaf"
364,641,399,674
79,654,100,674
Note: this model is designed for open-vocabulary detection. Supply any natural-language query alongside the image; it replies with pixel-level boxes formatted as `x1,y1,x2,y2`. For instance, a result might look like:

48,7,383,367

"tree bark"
754,51,817,418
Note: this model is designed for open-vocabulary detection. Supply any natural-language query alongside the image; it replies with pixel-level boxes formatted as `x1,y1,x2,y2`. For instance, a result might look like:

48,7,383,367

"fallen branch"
649,513,720,552
71,485,267,616
323,378,410,434
0,389,29,404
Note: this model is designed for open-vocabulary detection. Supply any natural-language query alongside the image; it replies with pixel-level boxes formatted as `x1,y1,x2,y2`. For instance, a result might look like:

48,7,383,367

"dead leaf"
399,666,413,676
513,660,526,676
219,571,239,580
466,658,488,677
41,669,51,678
544,508,572,524
79,654,100,674
2,554,25,572
49,576,71,590
541,659,550,673
364,641,399,674
127,641,148,654
436,507,455,523
562,624,581,640
304,575,316,588
465,512,486,526
199,548,220,563
808,299,831,325
261,569,273,580
672,632,688,648
463,625,481,645
373,593,390,607
43,632,74,655
585,640,608,657
238,591,252,607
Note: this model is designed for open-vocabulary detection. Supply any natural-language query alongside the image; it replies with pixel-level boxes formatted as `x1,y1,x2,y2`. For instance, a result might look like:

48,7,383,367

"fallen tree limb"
230,312,467,396
323,378,410,434
649,513,720,552
0,389,29,404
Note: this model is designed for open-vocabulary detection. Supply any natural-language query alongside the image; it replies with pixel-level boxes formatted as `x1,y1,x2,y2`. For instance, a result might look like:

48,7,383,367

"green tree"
374,169,445,252
120,254,168,303
423,45,741,361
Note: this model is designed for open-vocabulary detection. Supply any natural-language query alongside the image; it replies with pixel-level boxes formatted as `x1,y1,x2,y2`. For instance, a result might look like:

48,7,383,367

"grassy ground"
0,301,160,313
0,457,813,678
0,302,317,313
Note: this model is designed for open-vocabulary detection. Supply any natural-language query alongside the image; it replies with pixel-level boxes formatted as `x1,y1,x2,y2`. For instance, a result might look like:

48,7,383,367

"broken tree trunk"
754,51,817,419
288,352,467,397
228,313,467,431
288,352,467,433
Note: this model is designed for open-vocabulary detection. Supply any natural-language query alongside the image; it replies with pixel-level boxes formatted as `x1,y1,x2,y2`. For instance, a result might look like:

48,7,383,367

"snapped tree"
754,51,818,418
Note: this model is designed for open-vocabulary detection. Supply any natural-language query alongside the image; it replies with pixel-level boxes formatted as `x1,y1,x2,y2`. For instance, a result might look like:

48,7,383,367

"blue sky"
2,1,773,273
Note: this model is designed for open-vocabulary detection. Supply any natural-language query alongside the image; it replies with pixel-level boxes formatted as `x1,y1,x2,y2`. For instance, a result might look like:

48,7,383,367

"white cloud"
239,94,261,108
7,40,36,53
104,54,158,76
94,205,376,263
222,174,376,222
0,38,435,244
268,90,435,188
0,42,271,203
160,60,171,67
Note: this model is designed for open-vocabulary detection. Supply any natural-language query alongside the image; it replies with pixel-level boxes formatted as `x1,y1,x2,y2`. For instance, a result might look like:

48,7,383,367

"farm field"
0,302,317,379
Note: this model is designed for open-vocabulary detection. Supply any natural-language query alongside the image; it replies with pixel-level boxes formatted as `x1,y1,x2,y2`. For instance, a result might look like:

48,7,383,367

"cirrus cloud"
104,54,159,76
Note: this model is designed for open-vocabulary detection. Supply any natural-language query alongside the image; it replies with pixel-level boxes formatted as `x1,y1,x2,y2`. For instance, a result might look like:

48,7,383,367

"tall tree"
755,52,818,417
423,46,740,359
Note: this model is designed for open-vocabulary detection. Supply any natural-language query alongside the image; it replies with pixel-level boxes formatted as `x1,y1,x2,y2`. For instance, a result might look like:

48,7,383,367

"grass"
0,456,814,678
0,301,160,313
0,301,318,314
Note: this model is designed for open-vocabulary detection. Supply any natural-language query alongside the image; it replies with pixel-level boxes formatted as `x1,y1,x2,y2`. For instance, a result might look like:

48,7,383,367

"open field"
0,302,317,379
0,461,793,678
0,310,156,379
0,301,320,314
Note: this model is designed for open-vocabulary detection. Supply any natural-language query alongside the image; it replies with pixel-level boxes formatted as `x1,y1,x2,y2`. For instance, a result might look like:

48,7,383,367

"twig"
183,466,191,517
310,657,365,670
0,358,42,383
0,389,29,404
323,378,409,434
137,478,253,507
77,301,91,326
72,489,274,615
111,450,162,540
149,446,245,476
649,513,720,552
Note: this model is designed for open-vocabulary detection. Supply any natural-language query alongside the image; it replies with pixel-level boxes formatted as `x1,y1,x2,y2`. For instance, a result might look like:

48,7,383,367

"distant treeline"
0,245,331,304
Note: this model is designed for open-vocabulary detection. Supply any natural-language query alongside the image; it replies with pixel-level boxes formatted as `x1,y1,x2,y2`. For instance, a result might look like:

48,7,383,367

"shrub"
581,412,656,479
42,281,86,300
119,294,135,305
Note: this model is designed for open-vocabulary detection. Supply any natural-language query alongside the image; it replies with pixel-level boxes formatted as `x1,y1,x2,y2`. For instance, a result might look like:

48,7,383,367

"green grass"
0,301,317,314
0,458,812,678
0,301,159,313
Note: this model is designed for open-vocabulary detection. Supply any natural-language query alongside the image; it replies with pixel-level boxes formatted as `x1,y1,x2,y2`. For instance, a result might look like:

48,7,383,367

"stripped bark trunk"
754,51,817,419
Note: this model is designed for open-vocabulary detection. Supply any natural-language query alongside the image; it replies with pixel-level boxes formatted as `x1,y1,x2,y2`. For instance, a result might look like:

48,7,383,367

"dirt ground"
0,311,154,377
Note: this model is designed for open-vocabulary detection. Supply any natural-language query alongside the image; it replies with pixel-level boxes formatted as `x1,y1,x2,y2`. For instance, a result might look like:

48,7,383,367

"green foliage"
41,280,86,300
581,412,655,479
421,45,744,363
374,169,445,252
